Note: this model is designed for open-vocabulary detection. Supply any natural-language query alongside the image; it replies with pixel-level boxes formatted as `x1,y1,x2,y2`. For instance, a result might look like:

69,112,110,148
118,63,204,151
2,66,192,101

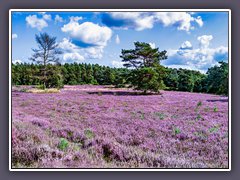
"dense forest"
12,61,228,95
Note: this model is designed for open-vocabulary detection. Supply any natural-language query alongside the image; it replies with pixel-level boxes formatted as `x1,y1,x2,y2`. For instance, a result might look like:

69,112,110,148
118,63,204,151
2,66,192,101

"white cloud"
58,38,80,52
69,16,83,22
83,46,104,59
195,16,203,27
58,38,105,62
163,35,228,72
26,15,48,31
154,12,195,31
180,41,192,49
105,12,154,31
61,21,112,46
12,33,18,39
103,12,203,32
112,60,124,68
149,42,156,49
43,14,51,21
63,53,85,62
115,34,120,44
55,15,64,23
197,35,213,48
12,59,22,64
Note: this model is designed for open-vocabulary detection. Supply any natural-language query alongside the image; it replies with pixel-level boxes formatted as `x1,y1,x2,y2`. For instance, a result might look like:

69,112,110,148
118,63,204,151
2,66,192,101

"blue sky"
11,11,229,73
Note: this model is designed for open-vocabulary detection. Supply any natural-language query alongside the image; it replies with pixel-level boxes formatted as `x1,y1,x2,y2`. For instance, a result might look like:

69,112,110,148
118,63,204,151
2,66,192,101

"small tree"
120,42,167,93
29,33,62,88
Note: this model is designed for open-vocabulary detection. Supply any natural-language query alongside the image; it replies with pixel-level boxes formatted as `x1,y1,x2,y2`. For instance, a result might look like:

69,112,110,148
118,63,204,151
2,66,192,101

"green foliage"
205,61,228,95
163,67,207,93
195,114,203,121
44,65,64,89
84,129,95,139
129,67,165,93
29,33,62,88
120,42,167,93
58,138,69,151
213,106,218,112
154,112,166,120
120,41,167,69
197,101,202,107
173,127,181,135
209,126,219,133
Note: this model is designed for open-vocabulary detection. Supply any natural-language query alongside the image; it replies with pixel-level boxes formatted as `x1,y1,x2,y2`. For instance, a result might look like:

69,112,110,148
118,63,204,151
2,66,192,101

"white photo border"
9,9,231,171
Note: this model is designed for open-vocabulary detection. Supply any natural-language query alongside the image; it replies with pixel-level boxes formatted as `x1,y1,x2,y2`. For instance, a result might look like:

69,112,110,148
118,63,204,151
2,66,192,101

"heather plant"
204,106,210,112
12,85,229,168
84,129,95,139
154,112,166,120
139,112,145,120
196,114,204,121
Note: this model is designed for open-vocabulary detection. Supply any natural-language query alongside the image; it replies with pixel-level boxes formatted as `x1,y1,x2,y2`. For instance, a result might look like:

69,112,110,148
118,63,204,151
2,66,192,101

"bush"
58,138,69,151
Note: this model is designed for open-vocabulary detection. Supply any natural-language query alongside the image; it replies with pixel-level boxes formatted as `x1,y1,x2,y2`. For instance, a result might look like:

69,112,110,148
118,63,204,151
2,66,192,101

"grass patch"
154,112,166,120
58,138,69,151
84,129,95,139
27,88,60,94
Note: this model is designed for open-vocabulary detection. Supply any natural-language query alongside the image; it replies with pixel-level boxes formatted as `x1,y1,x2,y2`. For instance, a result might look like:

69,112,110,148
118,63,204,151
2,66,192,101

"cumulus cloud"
63,53,85,62
43,14,51,21
180,41,192,50
197,35,213,48
60,20,112,62
58,38,105,63
12,33,18,39
69,16,83,22
83,46,104,59
55,15,64,23
61,21,112,46
115,34,120,44
102,12,203,32
163,35,228,72
58,38,80,52
149,42,156,49
112,60,124,68
195,16,203,27
26,15,48,31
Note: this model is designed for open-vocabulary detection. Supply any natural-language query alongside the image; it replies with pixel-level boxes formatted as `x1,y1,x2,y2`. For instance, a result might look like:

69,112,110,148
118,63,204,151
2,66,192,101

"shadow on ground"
87,91,162,96
206,99,228,103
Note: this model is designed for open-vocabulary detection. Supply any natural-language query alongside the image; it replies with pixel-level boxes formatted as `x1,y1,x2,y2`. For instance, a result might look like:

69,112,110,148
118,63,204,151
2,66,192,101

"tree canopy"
120,41,167,69
120,42,167,93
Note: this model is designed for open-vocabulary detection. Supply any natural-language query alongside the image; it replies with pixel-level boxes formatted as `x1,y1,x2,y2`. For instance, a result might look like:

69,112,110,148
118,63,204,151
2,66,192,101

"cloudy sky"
11,11,229,73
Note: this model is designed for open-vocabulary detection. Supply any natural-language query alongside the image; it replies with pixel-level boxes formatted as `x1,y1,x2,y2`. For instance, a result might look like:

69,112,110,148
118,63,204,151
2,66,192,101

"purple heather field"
12,85,229,168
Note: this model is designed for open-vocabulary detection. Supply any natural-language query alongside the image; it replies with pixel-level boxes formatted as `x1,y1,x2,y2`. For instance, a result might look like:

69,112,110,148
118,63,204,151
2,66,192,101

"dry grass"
27,88,60,94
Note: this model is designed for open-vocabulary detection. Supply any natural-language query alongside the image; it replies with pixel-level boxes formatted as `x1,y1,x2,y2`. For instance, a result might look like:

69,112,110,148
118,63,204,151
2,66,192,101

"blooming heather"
12,85,229,168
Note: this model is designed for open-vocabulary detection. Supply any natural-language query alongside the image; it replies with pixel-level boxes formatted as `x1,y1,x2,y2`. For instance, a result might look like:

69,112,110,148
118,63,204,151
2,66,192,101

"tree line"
12,61,228,95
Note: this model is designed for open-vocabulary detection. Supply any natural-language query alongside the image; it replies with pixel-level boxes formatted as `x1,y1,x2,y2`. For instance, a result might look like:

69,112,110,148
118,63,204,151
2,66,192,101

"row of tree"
12,63,130,88
12,61,228,95
164,62,228,95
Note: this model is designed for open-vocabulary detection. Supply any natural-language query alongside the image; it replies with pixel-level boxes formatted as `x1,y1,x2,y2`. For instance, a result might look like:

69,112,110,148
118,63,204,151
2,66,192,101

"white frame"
9,9,231,171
